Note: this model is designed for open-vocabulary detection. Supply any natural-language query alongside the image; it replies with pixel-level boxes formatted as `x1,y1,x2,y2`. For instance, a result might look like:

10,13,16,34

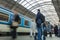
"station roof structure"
14,0,59,25
52,0,60,21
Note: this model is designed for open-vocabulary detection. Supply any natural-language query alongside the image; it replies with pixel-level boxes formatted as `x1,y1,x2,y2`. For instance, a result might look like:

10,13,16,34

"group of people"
10,9,46,40
10,9,45,40
10,9,53,40
30,9,54,40
32,8,60,40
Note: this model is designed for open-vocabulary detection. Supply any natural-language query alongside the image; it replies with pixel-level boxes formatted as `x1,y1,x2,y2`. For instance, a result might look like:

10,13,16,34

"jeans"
42,35,46,40
42,26,46,40
37,27,42,40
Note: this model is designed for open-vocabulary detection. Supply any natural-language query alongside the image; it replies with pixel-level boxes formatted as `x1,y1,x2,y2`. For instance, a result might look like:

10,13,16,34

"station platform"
0,35,60,40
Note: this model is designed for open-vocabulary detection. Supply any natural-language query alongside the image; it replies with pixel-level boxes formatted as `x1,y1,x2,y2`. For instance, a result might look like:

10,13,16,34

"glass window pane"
24,4,30,7
26,0,31,2
29,1,36,4
21,1,27,6
14,0,17,1
0,12,9,22
25,20,29,26
27,2,39,9
19,0,24,4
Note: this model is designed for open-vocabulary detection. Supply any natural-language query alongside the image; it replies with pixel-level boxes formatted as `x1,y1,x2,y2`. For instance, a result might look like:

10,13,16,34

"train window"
0,12,9,22
25,20,29,26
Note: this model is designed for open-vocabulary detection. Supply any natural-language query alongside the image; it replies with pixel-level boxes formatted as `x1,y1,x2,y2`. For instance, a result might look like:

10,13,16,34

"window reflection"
25,20,29,26
0,12,9,22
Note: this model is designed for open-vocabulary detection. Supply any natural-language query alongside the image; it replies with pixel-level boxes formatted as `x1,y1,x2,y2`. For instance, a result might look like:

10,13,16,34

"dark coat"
14,14,20,22
54,25,58,34
36,11,45,27
10,14,20,28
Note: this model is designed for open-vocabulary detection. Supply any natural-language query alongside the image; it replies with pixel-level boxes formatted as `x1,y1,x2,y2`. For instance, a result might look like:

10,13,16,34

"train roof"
0,6,13,14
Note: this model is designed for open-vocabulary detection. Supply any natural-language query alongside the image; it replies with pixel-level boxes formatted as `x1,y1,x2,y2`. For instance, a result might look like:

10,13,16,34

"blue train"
0,6,34,35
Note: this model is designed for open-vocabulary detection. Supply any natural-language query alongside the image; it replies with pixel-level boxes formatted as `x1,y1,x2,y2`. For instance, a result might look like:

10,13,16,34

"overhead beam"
0,0,36,19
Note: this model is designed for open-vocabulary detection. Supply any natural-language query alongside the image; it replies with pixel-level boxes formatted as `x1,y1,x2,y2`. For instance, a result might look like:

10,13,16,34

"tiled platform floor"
0,35,60,40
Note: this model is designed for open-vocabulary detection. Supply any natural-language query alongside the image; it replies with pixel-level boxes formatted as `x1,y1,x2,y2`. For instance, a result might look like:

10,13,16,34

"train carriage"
0,6,33,35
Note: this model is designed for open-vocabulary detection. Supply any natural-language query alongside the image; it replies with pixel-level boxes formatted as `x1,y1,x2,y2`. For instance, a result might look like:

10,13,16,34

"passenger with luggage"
10,10,20,39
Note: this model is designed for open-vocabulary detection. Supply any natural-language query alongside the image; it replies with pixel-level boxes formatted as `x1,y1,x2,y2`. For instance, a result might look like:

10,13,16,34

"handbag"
12,21,19,27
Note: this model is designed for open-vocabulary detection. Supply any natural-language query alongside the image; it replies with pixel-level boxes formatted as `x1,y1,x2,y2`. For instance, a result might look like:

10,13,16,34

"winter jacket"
36,12,45,27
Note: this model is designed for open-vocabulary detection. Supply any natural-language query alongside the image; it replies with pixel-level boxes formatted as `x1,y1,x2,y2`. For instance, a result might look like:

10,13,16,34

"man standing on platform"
35,9,45,40
10,10,20,39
